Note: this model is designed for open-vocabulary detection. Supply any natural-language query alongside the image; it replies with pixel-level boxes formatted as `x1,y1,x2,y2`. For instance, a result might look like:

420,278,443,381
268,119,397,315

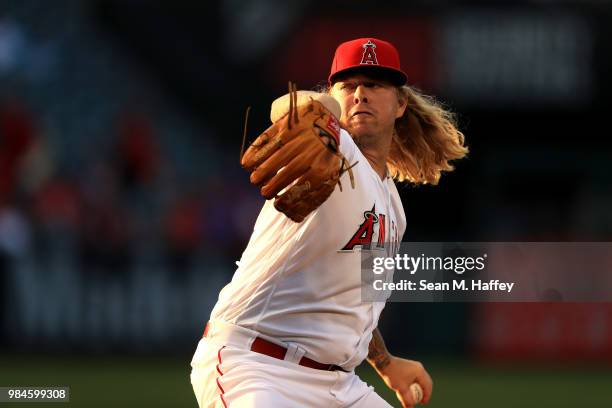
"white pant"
190,320,391,408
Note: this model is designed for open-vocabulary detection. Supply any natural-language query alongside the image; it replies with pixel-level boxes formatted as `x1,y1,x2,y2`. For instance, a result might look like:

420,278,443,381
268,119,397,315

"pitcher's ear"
396,92,408,119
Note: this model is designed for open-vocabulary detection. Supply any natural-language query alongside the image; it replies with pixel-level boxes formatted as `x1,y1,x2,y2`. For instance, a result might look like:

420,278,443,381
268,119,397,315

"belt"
203,322,347,372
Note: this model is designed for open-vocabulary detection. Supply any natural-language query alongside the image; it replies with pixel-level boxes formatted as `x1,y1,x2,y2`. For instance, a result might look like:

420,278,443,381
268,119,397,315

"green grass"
357,359,612,408
0,355,195,408
1,355,611,407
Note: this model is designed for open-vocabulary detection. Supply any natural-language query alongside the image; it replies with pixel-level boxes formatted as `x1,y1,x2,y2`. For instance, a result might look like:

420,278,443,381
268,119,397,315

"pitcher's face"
330,74,406,141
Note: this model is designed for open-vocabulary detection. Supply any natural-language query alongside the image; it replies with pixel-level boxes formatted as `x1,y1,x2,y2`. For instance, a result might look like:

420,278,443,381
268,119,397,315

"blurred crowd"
0,11,261,280
0,103,250,270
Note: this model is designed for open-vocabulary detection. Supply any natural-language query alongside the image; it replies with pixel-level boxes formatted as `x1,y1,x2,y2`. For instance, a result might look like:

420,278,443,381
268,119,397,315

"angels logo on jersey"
342,204,399,254
360,40,379,65
327,116,341,140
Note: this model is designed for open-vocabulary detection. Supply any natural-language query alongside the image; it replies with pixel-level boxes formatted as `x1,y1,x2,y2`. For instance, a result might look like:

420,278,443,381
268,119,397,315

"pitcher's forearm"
367,327,392,372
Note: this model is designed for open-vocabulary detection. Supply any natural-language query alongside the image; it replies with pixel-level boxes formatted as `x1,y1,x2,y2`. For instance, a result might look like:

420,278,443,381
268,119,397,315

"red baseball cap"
329,37,408,86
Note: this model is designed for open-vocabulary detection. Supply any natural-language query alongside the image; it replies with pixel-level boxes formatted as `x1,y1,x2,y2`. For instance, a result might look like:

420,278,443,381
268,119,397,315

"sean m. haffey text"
372,253,488,275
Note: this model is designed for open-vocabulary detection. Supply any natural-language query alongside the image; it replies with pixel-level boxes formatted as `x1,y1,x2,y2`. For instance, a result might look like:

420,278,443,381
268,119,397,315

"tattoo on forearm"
368,328,391,371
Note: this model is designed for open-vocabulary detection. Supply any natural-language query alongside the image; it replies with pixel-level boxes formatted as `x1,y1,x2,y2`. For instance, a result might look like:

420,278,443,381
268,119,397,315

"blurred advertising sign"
4,261,229,351
438,11,593,107
473,303,612,362
358,241,612,361
268,17,436,90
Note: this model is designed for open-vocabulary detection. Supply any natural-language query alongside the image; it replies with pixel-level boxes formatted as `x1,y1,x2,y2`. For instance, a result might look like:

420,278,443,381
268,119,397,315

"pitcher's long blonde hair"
390,86,468,184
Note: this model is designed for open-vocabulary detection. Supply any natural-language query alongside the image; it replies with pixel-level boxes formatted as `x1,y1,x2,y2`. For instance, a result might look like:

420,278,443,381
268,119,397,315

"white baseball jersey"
209,129,406,370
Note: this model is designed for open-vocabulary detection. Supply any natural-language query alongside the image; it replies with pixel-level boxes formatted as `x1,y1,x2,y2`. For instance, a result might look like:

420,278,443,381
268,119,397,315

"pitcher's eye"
339,82,356,92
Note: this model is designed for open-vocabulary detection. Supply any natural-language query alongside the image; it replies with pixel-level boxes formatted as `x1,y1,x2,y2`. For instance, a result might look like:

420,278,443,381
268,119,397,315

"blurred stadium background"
1,0,611,407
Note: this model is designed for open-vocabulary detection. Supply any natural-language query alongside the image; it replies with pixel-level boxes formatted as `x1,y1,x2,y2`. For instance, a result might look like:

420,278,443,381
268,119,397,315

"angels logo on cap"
329,37,408,86
360,40,379,65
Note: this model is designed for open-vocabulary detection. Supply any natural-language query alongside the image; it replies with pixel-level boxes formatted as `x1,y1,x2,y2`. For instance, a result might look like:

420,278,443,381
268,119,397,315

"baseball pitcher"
190,37,468,408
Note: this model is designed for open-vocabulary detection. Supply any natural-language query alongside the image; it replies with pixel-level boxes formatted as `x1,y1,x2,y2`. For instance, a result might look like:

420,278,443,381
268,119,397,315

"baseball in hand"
410,383,423,404
270,91,341,123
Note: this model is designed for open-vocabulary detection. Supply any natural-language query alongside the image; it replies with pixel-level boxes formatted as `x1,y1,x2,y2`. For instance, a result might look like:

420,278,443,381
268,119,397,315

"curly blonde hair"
390,86,468,184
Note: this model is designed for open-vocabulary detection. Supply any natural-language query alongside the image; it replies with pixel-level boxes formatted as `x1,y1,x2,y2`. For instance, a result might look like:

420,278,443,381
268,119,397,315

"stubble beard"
344,122,394,152
343,122,374,150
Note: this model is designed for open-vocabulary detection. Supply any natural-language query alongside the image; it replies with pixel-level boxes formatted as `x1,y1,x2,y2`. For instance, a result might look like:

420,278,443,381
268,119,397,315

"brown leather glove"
241,84,353,222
